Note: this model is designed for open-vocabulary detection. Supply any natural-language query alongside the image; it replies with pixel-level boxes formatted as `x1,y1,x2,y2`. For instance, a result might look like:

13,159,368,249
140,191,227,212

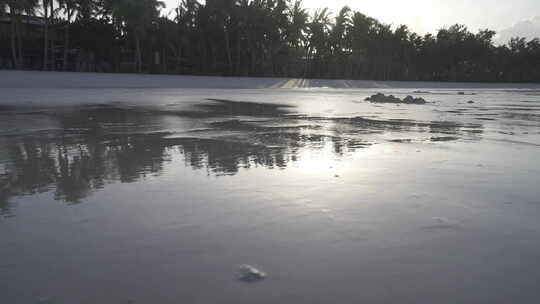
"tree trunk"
177,45,182,73
209,41,217,72
51,38,56,70
135,33,142,73
9,3,19,69
224,29,232,74
305,47,312,77
168,43,180,73
43,0,49,71
162,48,166,73
49,0,54,70
15,14,23,69
247,35,255,74
63,19,70,71
235,33,241,75
199,41,205,73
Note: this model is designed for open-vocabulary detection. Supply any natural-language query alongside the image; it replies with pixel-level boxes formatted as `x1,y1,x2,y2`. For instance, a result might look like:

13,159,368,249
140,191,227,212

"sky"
162,0,540,43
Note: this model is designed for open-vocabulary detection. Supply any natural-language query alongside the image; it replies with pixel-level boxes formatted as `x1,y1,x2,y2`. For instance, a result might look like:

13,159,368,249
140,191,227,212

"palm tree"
62,0,81,70
42,0,51,70
3,0,19,68
349,12,365,78
286,0,308,49
108,0,165,73
5,0,39,69
307,8,332,76
0,0,19,68
172,0,200,72
330,6,351,55
76,0,96,22
210,0,236,73
266,0,289,75
330,6,351,76
283,0,308,76
47,0,56,70
0,1,9,67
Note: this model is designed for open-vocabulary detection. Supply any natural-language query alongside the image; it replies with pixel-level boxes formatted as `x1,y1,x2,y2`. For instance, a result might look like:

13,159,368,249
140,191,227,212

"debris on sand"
390,139,414,143
430,136,460,142
403,96,428,104
237,265,266,283
468,100,475,104
365,93,427,105
458,91,465,95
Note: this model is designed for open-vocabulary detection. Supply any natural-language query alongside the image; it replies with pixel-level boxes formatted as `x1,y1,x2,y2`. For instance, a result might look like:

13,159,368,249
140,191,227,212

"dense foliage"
2,0,540,82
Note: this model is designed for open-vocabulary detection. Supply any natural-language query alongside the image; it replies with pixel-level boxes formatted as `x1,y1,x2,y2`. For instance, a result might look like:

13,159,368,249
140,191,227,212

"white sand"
2,70,540,90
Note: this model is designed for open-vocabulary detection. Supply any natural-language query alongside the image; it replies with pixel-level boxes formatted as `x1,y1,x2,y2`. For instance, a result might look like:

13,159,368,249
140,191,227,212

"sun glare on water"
293,140,343,174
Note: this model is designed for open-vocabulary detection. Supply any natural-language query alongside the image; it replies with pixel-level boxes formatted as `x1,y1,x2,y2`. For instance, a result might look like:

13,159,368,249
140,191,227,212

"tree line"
1,0,540,82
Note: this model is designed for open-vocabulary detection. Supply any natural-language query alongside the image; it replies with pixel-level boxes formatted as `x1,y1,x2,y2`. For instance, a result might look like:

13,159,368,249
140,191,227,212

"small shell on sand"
237,265,266,282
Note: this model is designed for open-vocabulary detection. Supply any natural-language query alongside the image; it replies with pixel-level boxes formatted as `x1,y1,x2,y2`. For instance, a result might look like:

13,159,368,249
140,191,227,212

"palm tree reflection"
0,101,482,216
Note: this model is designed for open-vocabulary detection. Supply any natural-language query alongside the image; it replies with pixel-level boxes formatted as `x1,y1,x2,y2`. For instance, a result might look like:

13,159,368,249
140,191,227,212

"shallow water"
1,81,540,303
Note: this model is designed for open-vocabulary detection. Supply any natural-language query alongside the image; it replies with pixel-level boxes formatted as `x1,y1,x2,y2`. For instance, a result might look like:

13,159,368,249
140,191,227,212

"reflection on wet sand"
167,99,295,118
0,100,485,216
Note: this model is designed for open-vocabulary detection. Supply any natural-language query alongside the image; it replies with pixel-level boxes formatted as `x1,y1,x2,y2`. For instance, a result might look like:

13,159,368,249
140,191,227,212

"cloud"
496,16,540,45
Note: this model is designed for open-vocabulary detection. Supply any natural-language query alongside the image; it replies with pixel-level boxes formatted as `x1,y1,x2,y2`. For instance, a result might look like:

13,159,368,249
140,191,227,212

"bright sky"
163,0,540,36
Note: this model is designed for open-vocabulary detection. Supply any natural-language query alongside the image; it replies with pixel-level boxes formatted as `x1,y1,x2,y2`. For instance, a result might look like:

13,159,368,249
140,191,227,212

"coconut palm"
58,0,80,71
0,0,19,68
286,0,308,49
41,0,50,70
107,0,165,72
4,0,39,68
329,6,351,76
330,6,351,55
306,8,332,76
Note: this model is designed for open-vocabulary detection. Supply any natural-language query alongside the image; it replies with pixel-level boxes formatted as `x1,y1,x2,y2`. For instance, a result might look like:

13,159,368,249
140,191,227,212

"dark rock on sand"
403,95,428,104
365,93,401,103
366,93,427,105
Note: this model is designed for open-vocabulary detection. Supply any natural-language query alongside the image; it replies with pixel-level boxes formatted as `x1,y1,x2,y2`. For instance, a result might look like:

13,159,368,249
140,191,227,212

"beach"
1,71,540,303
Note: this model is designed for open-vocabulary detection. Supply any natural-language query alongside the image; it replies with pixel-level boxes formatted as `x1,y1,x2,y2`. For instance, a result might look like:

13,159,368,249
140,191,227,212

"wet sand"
1,72,540,303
